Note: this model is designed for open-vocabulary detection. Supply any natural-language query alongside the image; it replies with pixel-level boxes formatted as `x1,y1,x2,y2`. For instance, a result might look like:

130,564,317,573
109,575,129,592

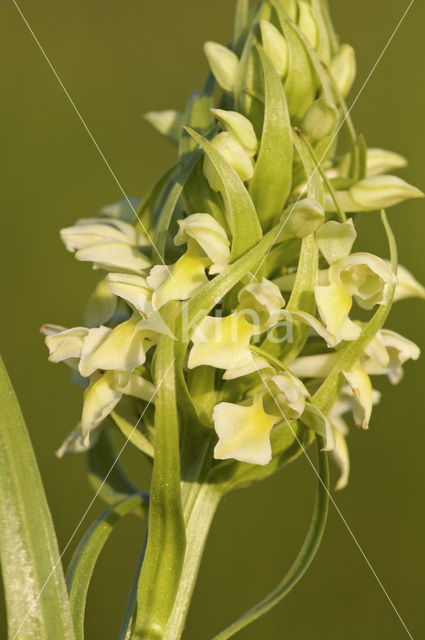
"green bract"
41,1,424,638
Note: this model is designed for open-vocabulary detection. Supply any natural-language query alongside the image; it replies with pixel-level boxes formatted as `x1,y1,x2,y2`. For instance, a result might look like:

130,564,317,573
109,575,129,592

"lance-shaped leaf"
232,0,251,56
86,428,144,507
154,148,202,258
272,1,316,121
234,2,271,133
0,356,75,640
134,303,186,638
185,126,262,261
66,496,146,640
249,46,293,230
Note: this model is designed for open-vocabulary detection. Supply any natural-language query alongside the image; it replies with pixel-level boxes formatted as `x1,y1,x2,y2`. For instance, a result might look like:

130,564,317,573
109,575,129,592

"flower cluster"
44,0,424,490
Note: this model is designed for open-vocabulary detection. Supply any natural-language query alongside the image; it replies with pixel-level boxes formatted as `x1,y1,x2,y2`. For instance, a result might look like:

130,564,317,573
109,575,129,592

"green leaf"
138,163,178,230
134,303,186,639
234,1,271,134
66,496,146,640
184,126,262,261
0,356,75,640
180,91,228,230
310,0,332,64
86,428,143,508
286,18,333,103
154,149,202,258
249,46,293,230
111,410,154,458
272,2,317,121
210,437,329,639
232,0,251,56
261,132,321,359
179,90,215,159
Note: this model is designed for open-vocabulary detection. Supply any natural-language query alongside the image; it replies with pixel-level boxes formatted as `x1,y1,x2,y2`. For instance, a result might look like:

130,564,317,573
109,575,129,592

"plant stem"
164,482,224,640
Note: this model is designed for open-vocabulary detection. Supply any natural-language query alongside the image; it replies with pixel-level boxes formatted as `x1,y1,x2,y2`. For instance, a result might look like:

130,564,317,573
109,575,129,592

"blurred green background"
1,1,424,638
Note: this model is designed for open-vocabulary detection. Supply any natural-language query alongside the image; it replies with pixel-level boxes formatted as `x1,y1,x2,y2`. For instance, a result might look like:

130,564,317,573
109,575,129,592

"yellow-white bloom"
79,314,155,377
81,371,122,440
210,109,258,156
301,98,338,144
298,1,319,48
204,132,254,192
188,313,255,372
362,329,420,384
174,213,230,272
325,175,424,213
213,396,281,465
203,42,239,93
61,218,151,273
147,247,209,310
342,364,373,430
329,44,356,97
222,356,271,381
81,369,155,440
316,219,357,265
391,263,425,302
44,326,89,368
365,148,407,177
144,109,184,143
260,20,289,77
315,234,397,343
238,278,285,332
106,273,153,315
264,372,309,419
278,198,325,242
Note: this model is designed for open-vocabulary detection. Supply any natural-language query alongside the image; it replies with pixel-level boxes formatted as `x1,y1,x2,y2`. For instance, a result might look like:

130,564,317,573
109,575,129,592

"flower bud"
349,175,424,210
329,44,356,97
298,1,319,49
144,110,184,144
260,20,288,78
279,198,325,241
316,219,357,265
273,0,297,20
203,42,239,93
300,98,338,143
366,148,408,177
203,132,254,192
210,108,257,156
392,264,425,302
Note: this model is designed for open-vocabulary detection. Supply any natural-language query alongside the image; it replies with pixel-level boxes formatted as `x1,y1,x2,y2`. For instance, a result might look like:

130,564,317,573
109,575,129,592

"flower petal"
238,278,285,331
75,241,151,273
79,315,151,377
81,371,122,438
316,219,357,265
213,398,280,465
106,273,153,315
343,365,373,430
148,249,209,310
188,313,255,370
174,213,230,268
